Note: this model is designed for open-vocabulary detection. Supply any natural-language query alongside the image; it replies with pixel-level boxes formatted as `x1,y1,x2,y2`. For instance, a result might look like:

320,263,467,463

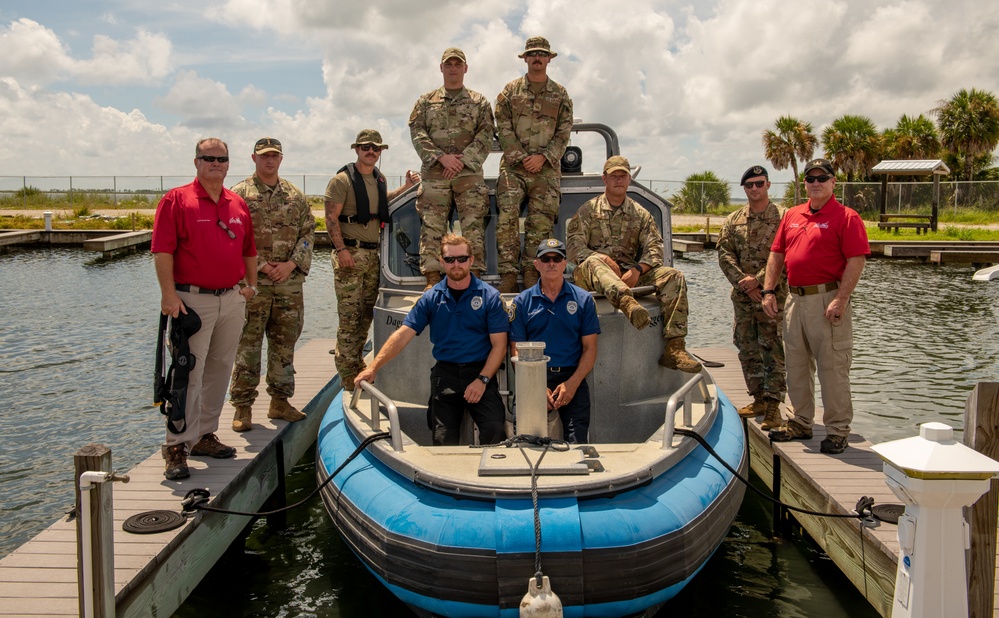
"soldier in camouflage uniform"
717,166,788,430
495,36,573,293
325,130,419,391
409,47,495,289
567,156,702,373
229,137,315,431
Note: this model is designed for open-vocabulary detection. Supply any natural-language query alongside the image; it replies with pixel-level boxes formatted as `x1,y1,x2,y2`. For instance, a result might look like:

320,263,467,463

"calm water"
1,247,997,617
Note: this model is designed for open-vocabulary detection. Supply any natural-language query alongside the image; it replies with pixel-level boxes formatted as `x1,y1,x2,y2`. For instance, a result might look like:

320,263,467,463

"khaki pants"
165,289,246,451
782,288,854,437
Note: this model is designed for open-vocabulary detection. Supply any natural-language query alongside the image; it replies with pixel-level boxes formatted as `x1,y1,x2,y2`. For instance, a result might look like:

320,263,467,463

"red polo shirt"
771,197,869,286
151,179,256,289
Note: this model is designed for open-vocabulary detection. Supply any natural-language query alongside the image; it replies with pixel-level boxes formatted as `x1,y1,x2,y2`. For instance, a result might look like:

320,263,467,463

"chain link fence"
2,175,997,217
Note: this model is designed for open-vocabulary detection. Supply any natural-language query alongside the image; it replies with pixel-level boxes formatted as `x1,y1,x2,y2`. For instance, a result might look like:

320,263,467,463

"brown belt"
789,281,839,296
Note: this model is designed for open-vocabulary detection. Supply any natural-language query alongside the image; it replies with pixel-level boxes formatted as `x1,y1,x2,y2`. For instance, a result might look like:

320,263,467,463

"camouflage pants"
574,255,689,339
332,246,379,388
415,174,489,275
732,300,786,402
495,164,561,275
229,283,304,407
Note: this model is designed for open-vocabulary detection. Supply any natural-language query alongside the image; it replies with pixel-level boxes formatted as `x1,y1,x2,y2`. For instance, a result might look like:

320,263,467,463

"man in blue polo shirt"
510,239,600,443
355,234,508,445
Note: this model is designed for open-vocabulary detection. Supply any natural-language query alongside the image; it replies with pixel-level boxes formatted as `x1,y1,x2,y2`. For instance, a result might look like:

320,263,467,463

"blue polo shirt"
403,275,509,364
510,280,601,367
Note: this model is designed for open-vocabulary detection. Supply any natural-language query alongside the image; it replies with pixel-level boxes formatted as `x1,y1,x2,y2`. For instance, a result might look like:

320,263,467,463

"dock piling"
264,439,288,532
963,382,999,618
74,444,115,618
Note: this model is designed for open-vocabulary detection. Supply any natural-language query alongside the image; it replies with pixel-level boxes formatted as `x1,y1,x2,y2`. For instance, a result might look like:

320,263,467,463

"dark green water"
1,247,996,616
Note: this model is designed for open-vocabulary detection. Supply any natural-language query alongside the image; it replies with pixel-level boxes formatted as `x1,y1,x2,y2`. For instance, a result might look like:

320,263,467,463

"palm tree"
762,115,817,204
883,114,941,160
934,88,999,181
821,115,881,181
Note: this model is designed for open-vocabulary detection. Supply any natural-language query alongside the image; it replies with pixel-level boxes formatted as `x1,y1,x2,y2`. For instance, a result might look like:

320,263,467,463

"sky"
0,0,997,190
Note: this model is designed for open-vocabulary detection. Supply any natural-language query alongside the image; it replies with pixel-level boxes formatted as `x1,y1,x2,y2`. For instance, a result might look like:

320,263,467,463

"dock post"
962,382,999,618
265,439,287,532
74,444,115,618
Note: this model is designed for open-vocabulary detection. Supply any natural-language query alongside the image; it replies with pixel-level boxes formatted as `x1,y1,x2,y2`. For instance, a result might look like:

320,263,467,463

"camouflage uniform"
409,86,495,274
718,202,788,402
567,194,689,340
495,76,573,276
229,174,314,406
326,170,384,390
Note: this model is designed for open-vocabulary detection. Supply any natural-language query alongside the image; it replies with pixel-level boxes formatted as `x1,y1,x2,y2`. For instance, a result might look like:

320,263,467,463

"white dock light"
871,422,999,618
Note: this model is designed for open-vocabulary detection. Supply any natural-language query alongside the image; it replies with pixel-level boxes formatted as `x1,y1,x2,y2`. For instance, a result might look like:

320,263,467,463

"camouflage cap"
441,47,466,63
351,129,388,150
803,158,835,176
603,155,631,175
740,165,768,185
536,238,566,258
254,137,282,155
518,36,558,58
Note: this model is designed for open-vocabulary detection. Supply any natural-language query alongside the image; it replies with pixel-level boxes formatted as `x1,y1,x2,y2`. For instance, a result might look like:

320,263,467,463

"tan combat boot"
268,398,306,422
232,406,252,432
658,337,703,373
497,273,518,294
737,398,766,418
162,444,189,480
424,271,442,291
522,269,539,290
760,400,784,431
617,296,650,329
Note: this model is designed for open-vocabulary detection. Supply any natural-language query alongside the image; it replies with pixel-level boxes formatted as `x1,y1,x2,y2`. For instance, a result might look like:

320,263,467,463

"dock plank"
0,339,340,618
930,250,999,264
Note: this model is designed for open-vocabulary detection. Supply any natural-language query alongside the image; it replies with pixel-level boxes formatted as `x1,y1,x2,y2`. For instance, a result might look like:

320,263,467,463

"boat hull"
316,389,747,617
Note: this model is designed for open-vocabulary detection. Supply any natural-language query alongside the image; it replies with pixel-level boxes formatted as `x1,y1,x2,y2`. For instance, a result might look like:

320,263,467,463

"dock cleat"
190,433,236,459
768,420,812,442
820,434,848,454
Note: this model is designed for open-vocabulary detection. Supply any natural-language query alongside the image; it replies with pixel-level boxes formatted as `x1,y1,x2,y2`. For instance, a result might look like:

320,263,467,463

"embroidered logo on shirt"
813,222,829,229
471,296,483,310
567,300,578,315
229,216,243,226
507,303,516,322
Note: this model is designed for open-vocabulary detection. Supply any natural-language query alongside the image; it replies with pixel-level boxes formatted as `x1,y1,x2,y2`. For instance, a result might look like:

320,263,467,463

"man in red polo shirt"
761,158,869,454
152,137,258,479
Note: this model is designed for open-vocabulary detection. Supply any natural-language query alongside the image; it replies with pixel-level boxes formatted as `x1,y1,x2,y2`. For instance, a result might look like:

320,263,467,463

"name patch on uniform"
566,300,578,315
471,296,483,310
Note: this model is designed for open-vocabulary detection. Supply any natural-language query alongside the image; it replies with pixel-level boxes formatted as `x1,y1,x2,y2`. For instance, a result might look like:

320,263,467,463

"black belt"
789,281,839,296
436,360,487,368
342,238,379,250
547,366,577,373
175,283,235,296
338,214,379,225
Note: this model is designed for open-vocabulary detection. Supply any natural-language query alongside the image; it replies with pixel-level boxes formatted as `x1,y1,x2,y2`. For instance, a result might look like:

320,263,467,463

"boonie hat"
254,137,282,155
441,47,466,63
351,129,388,150
603,155,631,175
740,165,768,186
536,238,566,258
803,158,835,176
518,36,557,58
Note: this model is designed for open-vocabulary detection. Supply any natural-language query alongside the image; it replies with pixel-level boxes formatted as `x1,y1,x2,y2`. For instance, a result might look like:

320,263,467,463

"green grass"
865,224,999,242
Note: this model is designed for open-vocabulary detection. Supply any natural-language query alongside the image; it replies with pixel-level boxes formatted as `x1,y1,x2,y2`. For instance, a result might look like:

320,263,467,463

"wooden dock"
82,231,152,259
0,340,337,618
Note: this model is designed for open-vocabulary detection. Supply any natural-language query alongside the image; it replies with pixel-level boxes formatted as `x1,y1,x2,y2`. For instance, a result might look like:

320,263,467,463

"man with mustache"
495,36,573,293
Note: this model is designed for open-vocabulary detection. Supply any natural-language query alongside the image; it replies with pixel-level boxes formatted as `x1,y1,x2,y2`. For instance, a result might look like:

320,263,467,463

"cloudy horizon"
0,0,996,186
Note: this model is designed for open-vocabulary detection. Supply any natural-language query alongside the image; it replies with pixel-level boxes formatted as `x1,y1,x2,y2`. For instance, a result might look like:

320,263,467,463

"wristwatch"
246,285,258,296
761,289,776,296
476,374,490,385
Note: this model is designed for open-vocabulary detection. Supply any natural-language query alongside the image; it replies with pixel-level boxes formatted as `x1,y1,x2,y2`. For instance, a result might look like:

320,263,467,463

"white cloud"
0,19,74,85
154,70,245,129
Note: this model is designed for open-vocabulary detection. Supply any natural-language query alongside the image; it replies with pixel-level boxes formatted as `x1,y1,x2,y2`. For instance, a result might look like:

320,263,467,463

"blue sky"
0,0,997,188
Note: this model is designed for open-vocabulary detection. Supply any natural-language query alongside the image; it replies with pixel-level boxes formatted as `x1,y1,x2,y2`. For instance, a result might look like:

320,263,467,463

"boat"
316,124,748,617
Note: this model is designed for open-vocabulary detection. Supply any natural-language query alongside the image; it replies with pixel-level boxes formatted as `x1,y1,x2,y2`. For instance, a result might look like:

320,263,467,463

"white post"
44,211,53,231
872,423,999,618
512,342,549,437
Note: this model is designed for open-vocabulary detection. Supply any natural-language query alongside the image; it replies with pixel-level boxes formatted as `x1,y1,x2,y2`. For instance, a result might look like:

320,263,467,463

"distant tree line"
673,87,999,210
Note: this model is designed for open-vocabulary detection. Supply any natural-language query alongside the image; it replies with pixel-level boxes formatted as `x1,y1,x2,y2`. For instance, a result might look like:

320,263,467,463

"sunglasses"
805,175,833,184
525,51,550,58
358,144,382,152
744,180,767,189
538,254,564,263
198,155,229,163
441,255,471,264
217,219,236,239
